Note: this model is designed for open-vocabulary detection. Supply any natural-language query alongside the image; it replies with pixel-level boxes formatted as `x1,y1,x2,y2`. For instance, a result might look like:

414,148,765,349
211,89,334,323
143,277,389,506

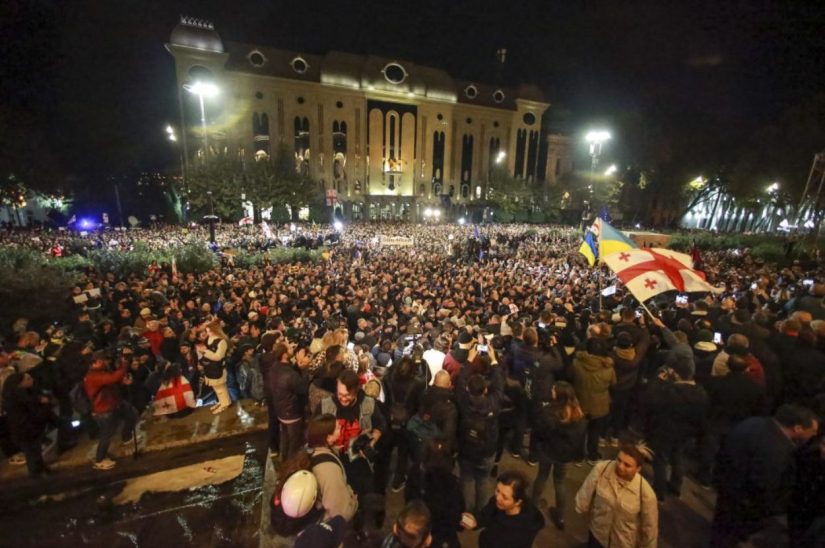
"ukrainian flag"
579,230,598,266
599,219,637,257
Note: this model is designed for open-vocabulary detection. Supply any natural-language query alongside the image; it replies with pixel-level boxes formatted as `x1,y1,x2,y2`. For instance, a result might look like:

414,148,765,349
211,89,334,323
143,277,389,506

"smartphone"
347,342,355,351
713,332,723,344
803,279,814,286
750,283,757,290
676,295,688,305
635,310,642,318
476,344,488,353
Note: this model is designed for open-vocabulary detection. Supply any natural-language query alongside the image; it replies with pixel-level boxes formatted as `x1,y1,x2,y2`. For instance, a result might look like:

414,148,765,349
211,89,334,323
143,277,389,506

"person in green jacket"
572,338,616,463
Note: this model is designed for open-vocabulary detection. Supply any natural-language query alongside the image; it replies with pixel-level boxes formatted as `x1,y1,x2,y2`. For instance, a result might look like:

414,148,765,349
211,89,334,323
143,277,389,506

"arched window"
461,184,469,198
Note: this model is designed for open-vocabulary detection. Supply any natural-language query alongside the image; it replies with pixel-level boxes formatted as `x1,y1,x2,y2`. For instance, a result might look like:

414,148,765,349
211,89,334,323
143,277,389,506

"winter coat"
532,402,587,463
310,446,358,521
706,371,766,429
641,379,709,445
3,386,51,443
610,330,650,392
84,364,127,415
571,351,616,419
477,496,545,548
268,361,308,421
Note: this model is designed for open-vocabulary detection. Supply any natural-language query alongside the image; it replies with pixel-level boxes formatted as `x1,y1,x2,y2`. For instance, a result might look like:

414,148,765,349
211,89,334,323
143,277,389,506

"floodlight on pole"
183,81,220,164
604,164,617,176
495,150,506,165
585,129,611,196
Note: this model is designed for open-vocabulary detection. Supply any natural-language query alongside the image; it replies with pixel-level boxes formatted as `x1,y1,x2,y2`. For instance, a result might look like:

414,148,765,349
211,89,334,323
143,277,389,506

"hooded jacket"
610,330,650,392
572,351,616,419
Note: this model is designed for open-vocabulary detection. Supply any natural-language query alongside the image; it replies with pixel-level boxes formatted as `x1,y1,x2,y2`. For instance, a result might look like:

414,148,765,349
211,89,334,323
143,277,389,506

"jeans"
279,419,304,459
532,459,568,510
586,415,608,460
651,437,686,499
264,396,280,453
93,402,137,462
608,388,633,437
459,454,495,513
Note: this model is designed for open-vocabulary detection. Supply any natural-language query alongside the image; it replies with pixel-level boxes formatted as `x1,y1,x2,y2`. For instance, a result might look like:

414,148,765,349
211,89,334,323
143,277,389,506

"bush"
751,242,785,264
172,243,218,274
0,248,78,331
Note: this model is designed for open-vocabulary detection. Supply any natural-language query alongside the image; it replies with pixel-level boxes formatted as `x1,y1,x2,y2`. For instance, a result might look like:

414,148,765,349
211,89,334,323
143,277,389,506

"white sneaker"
93,458,116,470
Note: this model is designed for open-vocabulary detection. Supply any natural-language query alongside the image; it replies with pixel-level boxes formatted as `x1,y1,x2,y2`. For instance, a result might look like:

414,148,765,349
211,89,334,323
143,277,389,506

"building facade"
166,17,573,221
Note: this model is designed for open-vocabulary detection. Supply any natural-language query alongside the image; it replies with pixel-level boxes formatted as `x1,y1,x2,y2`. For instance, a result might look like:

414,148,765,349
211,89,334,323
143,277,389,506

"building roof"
218,41,545,109
169,16,225,53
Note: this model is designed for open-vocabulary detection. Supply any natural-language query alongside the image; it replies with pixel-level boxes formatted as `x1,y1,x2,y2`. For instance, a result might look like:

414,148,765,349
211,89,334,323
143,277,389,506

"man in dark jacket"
420,370,458,452
641,350,709,502
697,354,766,486
456,346,504,513
267,342,310,459
711,404,819,547
608,330,649,442
782,330,825,408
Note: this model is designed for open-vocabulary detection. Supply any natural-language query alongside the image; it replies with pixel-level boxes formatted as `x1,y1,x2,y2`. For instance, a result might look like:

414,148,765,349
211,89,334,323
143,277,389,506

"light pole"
183,81,220,165
166,125,188,223
586,130,611,181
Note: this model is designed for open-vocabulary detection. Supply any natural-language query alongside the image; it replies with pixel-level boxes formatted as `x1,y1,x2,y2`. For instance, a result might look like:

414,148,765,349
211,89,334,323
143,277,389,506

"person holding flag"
578,218,637,268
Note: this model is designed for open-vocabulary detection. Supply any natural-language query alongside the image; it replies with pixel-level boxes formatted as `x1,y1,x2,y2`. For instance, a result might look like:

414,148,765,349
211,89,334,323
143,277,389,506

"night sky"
3,0,825,187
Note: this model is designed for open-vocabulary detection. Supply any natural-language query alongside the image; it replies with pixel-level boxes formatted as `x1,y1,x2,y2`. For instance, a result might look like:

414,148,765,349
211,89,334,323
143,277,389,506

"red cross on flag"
153,375,196,416
602,248,723,303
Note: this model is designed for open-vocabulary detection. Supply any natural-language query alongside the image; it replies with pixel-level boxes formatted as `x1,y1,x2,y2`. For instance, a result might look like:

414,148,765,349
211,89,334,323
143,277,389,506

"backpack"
389,380,415,430
459,405,497,462
70,382,93,415
406,413,441,463
270,452,340,536
247,355,265,401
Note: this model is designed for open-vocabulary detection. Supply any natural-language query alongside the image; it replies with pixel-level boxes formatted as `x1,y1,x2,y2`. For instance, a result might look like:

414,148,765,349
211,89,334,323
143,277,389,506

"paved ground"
0,405,732,547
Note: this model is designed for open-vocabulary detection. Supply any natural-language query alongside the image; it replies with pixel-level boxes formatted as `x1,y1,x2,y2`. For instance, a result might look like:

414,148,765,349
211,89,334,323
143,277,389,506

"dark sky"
3,0,825,183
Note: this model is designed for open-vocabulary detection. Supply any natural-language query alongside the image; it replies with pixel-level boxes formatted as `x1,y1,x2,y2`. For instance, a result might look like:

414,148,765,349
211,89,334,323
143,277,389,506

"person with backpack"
384,356,426,492
456,345,504,513
270,414,358,536
574,438,659,548
83,350,139,471
531,381,587,530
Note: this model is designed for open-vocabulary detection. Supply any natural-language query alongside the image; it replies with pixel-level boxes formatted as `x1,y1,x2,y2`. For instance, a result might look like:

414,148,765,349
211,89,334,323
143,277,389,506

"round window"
297,97,305,104
493,90,505,103
187,65,213,81
493,121,500,128
255,91,263,99
249,51,266,67
465,85,478,99
523,112,536,125
336,101,344,108
437,113,444,121
291,57,308,74
466,117,473,124
383,63,407,84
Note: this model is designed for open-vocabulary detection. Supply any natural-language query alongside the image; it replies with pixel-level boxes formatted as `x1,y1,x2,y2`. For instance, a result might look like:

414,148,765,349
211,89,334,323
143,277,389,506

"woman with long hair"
272,413,357,532
198,320,232,414
531,381,587,530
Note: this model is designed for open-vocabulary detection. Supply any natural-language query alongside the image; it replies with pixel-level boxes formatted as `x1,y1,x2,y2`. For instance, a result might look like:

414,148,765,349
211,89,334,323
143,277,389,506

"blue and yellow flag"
599,219,637,257
579,230,598,266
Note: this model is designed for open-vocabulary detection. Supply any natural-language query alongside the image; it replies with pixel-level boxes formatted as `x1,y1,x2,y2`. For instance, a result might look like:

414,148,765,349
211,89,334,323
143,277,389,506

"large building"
166,16,573,221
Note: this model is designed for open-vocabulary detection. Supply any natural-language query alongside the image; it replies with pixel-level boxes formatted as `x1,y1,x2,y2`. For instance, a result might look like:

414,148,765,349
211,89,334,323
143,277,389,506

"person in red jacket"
84,351,139,470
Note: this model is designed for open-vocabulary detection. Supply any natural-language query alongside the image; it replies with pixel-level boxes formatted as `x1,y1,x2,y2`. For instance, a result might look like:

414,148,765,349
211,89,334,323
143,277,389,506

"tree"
185,143,322,222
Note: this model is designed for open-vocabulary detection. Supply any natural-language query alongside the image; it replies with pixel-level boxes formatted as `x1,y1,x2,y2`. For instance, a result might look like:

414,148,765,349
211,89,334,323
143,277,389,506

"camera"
348,433,377,462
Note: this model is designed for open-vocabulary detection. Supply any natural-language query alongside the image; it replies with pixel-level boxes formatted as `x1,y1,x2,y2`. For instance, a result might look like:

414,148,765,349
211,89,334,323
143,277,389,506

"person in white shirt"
422,336,448,385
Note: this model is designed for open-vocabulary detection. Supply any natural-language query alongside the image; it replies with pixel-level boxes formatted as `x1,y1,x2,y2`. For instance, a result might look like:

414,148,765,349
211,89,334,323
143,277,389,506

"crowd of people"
1,220,824,547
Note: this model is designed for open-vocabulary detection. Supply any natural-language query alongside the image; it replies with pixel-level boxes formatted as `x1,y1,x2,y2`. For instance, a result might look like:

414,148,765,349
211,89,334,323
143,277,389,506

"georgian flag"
602,248,723,303
153,376,196,415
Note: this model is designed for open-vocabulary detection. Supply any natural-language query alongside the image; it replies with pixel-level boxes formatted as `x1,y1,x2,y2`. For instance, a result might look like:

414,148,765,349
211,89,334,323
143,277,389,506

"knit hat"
693,330,717,353
457,331,473,349
666,344,695,379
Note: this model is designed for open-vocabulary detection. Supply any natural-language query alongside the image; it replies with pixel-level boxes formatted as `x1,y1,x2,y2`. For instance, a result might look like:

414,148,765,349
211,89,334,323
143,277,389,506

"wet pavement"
0,434,267,548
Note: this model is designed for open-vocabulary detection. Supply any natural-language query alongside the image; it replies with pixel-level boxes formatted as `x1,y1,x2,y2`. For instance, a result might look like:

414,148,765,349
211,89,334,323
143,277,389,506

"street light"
495,150,506,165
604,164,617,176
183,81,220,163
585,130,611,196
766,182,780,193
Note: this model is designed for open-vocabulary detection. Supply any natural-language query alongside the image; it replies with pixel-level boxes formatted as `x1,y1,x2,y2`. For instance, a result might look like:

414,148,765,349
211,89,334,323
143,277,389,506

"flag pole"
638,300,657,319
